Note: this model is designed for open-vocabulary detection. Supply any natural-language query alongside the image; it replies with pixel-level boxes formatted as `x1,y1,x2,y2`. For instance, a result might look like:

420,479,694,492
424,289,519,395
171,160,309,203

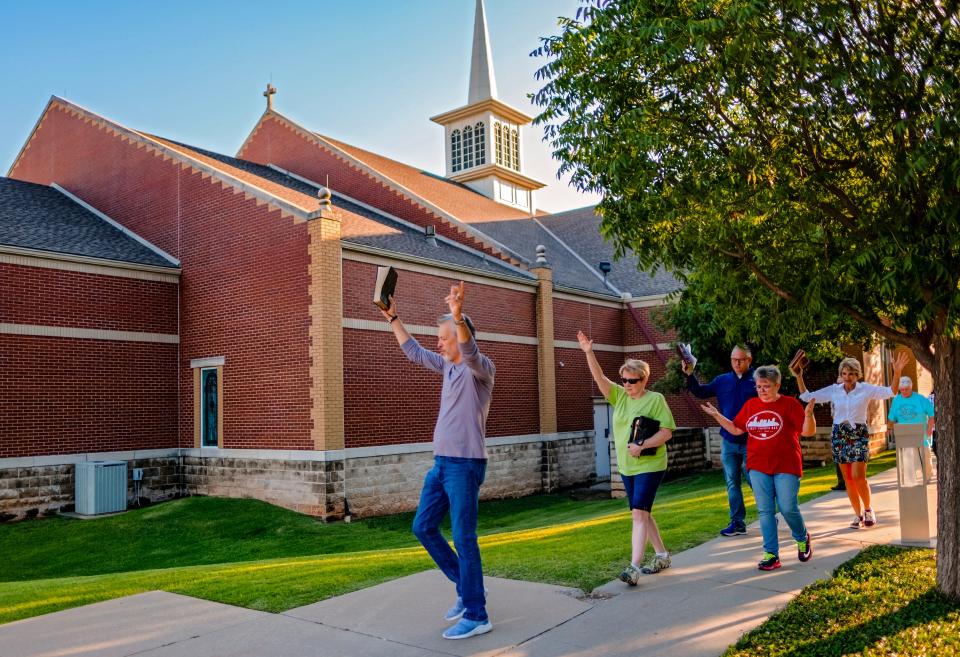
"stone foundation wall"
182,453,344,518
0,432,598,522
0,455,179,521
344,432,596,517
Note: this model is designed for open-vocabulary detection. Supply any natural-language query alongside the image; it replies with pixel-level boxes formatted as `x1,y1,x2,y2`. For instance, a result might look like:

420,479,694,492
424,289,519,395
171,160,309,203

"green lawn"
724,545,960,657
0,452,896,625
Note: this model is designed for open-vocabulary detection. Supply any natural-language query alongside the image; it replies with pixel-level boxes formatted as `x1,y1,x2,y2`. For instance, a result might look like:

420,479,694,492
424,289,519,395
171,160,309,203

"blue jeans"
721,440,750,525
748,470,807,556
412,456,487,622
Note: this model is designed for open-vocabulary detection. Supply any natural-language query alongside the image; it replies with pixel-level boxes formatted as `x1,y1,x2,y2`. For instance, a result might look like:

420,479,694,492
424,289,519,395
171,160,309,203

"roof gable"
0,177,179,269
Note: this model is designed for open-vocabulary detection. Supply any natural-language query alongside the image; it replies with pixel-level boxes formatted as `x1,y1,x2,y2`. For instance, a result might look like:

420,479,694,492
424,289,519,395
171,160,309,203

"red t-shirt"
733,395,805,477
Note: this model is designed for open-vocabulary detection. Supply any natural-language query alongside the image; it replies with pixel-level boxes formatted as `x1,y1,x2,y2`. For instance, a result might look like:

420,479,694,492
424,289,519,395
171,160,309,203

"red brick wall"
343,330,539,447
241,117,508,261
11,102,315,452
0,336,176,457
0,264,177,334
342,260,539,447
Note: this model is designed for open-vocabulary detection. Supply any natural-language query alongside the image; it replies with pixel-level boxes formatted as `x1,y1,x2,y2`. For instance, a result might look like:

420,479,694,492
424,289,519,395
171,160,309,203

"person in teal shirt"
888,376,936,480
578,330,677,586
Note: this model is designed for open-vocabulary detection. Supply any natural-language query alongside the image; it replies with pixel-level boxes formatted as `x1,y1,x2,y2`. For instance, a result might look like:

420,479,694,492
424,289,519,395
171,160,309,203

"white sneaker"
850,515,864,528
863,508,877,527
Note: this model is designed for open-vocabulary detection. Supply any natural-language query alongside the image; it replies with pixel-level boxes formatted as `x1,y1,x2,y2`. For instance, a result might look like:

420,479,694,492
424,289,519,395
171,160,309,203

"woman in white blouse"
791,351,908,528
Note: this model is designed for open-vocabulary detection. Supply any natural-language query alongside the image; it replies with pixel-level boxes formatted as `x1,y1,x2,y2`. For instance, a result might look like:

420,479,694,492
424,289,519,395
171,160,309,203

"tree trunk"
935,337,960,601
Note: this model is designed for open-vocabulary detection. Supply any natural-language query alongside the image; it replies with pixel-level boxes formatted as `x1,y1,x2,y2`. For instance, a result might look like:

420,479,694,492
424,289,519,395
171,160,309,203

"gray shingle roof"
536,205,683,298
468,216,615,296
0,177,177,268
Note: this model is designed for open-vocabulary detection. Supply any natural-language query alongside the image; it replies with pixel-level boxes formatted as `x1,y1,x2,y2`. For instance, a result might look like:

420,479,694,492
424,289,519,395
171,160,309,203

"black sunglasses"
621,377,644,384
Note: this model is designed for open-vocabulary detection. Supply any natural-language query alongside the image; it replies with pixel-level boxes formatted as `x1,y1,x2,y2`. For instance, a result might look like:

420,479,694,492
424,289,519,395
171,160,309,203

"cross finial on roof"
263,83,277,110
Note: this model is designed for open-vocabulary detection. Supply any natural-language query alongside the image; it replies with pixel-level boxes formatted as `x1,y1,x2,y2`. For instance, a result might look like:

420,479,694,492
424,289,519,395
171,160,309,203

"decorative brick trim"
555,340,673,353
341,248,534,291
0,322,178,344
342,317,538,345
13,97,328,223
531,265,557,433
0,247,181,283
309,214,346,451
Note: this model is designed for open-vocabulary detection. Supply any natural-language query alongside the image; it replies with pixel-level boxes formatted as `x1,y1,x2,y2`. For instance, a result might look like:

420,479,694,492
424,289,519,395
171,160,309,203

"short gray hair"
619,359,650,380
753,365,781,385
732,344,753,357
438,313,477,338
838,357,863,379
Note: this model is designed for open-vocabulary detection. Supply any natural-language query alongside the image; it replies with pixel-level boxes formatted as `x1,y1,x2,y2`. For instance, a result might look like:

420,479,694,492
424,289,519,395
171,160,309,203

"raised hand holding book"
373,266,398,311
789,349,809,373
676,342,697,371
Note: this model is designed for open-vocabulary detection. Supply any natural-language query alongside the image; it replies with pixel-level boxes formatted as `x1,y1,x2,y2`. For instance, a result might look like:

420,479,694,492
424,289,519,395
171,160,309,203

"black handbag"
629,416,661,456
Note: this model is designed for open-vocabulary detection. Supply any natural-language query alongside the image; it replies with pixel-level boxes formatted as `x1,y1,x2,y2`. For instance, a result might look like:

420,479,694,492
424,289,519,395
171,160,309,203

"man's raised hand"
446,281,465,318
701,402,720,418
379,294,397,321
576,330,593,353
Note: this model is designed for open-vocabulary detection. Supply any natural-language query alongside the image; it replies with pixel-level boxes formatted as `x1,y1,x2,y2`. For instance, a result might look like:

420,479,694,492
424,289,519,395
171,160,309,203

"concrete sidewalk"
0,468,936,657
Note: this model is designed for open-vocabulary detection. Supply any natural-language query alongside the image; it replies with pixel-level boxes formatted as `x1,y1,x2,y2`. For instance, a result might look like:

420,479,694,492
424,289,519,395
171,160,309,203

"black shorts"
621,470,666,511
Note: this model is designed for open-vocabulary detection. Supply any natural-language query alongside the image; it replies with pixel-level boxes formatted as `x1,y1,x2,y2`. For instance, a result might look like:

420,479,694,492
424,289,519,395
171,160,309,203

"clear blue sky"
0,0,600,213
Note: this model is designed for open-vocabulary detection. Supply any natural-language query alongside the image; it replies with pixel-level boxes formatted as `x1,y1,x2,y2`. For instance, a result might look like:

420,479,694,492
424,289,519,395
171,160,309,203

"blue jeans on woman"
748,470,807,556
412,456,488,622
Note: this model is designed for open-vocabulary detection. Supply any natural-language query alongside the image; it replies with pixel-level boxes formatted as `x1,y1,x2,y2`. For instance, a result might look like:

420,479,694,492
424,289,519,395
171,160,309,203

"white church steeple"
430,0,545,212
468,0,498,103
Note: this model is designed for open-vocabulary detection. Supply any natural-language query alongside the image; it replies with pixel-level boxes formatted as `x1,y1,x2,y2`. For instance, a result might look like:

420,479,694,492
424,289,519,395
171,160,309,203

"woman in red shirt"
702,365,817,571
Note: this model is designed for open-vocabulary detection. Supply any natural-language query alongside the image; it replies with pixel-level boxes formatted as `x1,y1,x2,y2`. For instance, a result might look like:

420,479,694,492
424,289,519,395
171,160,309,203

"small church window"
463,125,474,169
451,129,462,173
475,122,486,165
201,368,219,447
511,129,520,171
494,122,504,166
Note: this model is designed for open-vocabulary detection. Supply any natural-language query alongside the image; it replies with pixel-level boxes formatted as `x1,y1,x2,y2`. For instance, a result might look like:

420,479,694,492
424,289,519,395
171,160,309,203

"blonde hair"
619,359,650,380
838,357,863,379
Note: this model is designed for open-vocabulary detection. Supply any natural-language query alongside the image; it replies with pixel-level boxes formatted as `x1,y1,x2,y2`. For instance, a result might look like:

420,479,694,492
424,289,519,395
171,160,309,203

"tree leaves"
532,0,960,369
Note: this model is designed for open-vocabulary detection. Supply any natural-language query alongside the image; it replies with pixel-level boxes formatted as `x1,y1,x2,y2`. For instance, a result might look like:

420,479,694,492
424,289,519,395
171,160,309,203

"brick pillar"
307,203,345,453
530,245,557,435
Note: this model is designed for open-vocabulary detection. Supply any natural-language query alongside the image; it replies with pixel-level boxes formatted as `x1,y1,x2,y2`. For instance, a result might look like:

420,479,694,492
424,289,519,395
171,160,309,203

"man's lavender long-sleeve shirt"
401,335,495,459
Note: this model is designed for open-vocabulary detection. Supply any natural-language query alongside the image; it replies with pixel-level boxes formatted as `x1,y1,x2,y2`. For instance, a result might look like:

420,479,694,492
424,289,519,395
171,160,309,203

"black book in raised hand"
373,266,398,311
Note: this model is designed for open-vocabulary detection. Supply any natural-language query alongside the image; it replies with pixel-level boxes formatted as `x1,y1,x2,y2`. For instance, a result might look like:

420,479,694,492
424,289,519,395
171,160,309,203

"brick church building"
1,0,714,520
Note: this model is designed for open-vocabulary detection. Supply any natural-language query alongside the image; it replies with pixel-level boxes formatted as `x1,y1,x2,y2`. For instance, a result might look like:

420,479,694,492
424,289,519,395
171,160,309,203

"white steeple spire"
468,0,498,104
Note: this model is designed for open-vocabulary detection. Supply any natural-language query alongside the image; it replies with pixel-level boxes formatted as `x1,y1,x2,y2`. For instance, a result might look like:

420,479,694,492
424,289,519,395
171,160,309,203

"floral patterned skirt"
832,423,870,464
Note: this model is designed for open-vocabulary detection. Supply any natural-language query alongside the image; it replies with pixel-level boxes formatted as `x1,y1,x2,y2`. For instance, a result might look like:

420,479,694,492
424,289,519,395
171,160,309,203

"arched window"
451,129,462,173
510,129,520,171
474,122,486,165
463,124,474,169
494,122,504,166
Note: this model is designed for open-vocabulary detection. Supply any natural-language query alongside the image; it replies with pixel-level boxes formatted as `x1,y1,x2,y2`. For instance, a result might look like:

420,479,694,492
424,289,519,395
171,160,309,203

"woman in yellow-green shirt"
577,330,677,586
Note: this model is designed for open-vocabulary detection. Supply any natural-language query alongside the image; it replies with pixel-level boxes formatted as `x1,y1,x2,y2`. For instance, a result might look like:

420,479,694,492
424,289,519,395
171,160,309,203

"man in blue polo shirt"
684,345,757,536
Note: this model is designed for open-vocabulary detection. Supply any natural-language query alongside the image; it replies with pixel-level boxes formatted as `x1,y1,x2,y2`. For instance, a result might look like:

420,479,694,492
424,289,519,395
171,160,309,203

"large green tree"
533,0,960,597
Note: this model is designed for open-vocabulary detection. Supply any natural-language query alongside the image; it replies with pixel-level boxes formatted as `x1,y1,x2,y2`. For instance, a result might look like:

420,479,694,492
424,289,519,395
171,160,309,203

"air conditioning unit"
75,461,128,515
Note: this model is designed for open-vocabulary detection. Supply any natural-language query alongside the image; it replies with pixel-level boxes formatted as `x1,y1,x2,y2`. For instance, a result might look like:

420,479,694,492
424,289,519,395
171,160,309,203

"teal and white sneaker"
442,617,492,640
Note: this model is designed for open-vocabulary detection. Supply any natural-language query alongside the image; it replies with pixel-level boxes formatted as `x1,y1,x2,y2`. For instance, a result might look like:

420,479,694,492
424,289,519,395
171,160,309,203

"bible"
629,415,661,456
789,349,809,373
373,266,398,311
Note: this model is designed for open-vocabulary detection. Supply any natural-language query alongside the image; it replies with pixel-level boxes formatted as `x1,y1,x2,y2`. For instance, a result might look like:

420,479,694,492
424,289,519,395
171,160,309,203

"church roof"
316,133,538,225
537,205,684,298
0,176,178,268
143,139,532,281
